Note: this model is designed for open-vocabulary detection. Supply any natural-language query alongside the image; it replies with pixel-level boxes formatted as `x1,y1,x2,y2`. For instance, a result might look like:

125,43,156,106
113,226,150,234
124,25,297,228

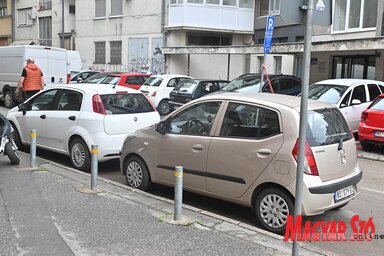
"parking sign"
264,16,275,54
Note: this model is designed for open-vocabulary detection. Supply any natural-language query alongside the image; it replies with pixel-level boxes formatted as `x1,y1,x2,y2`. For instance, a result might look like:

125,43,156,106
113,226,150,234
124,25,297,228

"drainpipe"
11,0,15,42
161,0,167,73
61,0,64,48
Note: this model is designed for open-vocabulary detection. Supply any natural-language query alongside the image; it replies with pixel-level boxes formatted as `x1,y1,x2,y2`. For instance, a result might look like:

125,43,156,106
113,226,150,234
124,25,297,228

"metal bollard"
30,129,37,168
91,145,98,190
174,166,183,221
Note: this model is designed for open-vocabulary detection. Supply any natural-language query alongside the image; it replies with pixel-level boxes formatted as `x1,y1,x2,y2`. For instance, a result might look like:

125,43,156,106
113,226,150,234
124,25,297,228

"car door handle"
40,114,46,119
68,116,76,121
257,149,271,158
192,144,204,150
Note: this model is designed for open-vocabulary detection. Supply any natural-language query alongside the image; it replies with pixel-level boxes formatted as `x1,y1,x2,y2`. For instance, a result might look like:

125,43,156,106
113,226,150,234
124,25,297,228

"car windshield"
173,81,198,94
100,93,155,114
222,75,261,92
82,73,108,83
99,76,120,85
370,96,384,110
308,84,348,104
143,77,163,87
306,108,353,146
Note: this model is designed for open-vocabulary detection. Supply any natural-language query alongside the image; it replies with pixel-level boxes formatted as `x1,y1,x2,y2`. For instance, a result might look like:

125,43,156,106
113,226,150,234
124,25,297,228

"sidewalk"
0,151,335,256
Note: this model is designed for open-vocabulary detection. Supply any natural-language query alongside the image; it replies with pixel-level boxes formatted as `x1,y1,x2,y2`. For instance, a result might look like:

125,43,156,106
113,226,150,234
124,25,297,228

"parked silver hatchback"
120,93,362,234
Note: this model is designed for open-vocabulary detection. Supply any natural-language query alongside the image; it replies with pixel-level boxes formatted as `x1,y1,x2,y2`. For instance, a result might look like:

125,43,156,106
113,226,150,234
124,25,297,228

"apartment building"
0,0,12,46
13,0,76,49
75,0,165,74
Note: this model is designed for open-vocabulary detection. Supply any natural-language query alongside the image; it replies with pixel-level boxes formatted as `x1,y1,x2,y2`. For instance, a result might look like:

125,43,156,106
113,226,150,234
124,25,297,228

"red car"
358,93,384,149
99,73,150,90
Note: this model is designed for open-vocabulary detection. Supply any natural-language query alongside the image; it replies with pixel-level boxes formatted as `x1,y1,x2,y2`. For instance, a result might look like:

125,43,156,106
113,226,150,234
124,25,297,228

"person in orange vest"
15,58,45,100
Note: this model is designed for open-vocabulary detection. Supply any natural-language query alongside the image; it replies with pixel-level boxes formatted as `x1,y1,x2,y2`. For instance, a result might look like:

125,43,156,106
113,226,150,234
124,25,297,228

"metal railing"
39,0,52,10
39,39,52,46
0,7,7,16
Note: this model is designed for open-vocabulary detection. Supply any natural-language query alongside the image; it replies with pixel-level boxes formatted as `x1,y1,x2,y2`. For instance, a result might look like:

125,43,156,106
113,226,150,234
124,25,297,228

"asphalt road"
1,105,384,256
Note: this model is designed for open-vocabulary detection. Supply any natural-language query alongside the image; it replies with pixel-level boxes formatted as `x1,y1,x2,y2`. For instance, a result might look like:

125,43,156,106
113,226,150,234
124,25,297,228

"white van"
67,50,82,76
0,45,69,108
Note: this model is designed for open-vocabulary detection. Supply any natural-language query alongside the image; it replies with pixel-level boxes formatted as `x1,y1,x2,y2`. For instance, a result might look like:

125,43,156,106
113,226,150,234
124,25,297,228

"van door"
47,49,68,85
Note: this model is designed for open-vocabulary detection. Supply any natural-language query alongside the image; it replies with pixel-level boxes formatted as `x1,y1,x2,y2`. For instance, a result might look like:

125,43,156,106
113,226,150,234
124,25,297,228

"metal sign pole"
292,0,314,255
260,16,274,92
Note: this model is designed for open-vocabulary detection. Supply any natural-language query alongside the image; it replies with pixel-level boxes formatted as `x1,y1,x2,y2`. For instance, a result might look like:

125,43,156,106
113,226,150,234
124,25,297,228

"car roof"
48,84,142,94
313,79,384,86
180,79,229,83
201,92,334,110
237,73,300,80
150,74,192,79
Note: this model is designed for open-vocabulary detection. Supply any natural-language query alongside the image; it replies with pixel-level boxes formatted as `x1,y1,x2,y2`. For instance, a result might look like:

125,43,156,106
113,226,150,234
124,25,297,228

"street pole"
259,53,266,92
292,0,314,255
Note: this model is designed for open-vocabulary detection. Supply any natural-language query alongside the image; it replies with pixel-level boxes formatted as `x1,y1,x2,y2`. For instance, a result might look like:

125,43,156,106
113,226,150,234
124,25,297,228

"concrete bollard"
30,129,37,168
174,166,183,221
91,145,98,190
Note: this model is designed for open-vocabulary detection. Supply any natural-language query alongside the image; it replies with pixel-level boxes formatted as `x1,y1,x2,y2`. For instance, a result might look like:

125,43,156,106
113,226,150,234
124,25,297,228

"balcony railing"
0,7,7,16
39,0,52,10
39,39,52,46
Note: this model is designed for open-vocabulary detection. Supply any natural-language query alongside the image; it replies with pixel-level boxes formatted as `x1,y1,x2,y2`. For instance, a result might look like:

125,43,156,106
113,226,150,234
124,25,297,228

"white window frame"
17,8,33,26
95,0,106,19
274,56,282,75
170,0,184,5
110,0,123,17
257,0,280,18
331,0,377,34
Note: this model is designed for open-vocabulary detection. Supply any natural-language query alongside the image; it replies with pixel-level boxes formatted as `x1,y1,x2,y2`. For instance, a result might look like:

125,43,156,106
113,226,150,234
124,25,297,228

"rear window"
100,76,120,85
306,108,352,146
100,93,155,114
222,75,261,92
143,77,163,87
308,84,348,104
173,81,198,94
370,97,384,110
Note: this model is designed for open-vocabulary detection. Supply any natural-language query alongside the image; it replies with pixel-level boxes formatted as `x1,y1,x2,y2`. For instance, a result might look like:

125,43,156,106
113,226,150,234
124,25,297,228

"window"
95,0,106,18
110,41,122,64
351,85,367,103
111,0,122,16
167,77,190,87
170,0,183,4
274,56,282,74
220,103,280,139
30,90,60,111
168,102,221,136
370,97,384,111
258,0,280,17
0,0,7,16
223,0,236,6
206,0,220,4
126,76,145,85
187,33,232,46
39,0,52,10
101,94,155,114
58,90,83,111
18,8,33,26
69,5,75,14
188,0,203,3
332,56,376,79
39,17,52,46
239,0,253,8
258,56,264,73
333,0,378,32
340,91,351,108
368,84,381,101
94,42,106,64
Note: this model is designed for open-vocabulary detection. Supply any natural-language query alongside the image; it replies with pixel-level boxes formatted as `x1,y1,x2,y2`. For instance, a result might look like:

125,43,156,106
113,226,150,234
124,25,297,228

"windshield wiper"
337,138,344,151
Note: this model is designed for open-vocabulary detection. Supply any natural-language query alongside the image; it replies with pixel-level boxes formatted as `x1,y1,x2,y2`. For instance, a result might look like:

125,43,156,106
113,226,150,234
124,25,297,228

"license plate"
334,185,355,203
374,131,384,137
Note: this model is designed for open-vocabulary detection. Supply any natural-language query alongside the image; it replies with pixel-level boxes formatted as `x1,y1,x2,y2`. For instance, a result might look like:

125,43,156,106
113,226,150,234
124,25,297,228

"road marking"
360,187,384,194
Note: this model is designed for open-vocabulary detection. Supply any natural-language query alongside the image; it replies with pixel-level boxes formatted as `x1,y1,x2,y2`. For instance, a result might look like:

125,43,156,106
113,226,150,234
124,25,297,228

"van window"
307,108,353,146
100,93,155,114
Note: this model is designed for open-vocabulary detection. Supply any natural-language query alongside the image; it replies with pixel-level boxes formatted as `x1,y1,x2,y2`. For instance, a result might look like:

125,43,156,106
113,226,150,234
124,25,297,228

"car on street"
139,74,192,115
7,84,160,171
221,73,302,95
358,93,384,149
169,79,229,110
120,92,362,234
70,70,100,83
99,73,150,90
307,79,384,133
81,72,112,84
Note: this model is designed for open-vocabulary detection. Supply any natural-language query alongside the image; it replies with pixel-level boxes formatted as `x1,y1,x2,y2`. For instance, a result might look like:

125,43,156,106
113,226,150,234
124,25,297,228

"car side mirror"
77,77,83,83
155,121,167,135
351,99,362,105
18,103,27,115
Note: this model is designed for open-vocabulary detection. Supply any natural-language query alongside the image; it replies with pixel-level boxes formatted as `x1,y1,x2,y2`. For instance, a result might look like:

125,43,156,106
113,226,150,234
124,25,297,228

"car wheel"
124,156,151,191
360,141,374,151
69,138,91,171
254,187,294,235
157,100,171,116
4,90,16,109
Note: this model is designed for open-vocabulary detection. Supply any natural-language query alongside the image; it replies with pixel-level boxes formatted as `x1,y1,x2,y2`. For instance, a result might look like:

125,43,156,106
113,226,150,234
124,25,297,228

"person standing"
15,58,45,100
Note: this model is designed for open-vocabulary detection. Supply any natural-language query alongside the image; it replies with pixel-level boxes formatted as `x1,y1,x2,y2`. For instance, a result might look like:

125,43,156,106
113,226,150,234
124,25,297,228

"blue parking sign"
266,16,275,32
264,16,275,53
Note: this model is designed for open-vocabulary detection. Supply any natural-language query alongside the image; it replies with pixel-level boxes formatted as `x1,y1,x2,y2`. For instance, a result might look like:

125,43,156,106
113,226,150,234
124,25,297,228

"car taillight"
151,91,157,97
92,94,106,115
67,73,71,84
361,111,368,121
292,139,319,176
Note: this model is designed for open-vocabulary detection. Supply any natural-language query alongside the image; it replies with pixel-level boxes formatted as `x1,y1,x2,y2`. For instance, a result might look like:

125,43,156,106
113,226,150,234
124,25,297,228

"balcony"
39,0,52,10
168,2,254,33
0,7,7,16
39,38,52,46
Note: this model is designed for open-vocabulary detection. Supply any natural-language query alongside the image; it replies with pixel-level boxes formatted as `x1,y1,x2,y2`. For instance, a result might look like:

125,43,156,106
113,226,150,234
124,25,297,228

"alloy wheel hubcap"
126,161,143,188
5,93,11,107
160,102,169,115
260,194,289,229
71,143,86,167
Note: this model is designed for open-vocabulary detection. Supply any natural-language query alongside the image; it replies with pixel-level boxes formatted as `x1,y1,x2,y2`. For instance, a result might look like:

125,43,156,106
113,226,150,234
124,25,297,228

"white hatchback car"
139,74,192,115
308,79,384,132
7,84,160,171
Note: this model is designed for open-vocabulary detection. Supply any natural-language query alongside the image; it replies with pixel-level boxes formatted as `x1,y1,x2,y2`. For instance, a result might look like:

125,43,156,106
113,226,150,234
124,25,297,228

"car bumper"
358,124,384,144
297,168,362,216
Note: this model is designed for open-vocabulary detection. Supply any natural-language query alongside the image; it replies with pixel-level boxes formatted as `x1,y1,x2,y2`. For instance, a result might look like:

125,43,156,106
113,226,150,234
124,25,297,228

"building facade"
0,0,12,46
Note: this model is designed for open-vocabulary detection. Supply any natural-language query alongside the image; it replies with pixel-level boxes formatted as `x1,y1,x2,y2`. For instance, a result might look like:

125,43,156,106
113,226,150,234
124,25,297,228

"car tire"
4,90,16,109
254,187,294,235
69,138,91,172
124,156,151,191
157,100,171,116
11,124,24,150
360,141,374,151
